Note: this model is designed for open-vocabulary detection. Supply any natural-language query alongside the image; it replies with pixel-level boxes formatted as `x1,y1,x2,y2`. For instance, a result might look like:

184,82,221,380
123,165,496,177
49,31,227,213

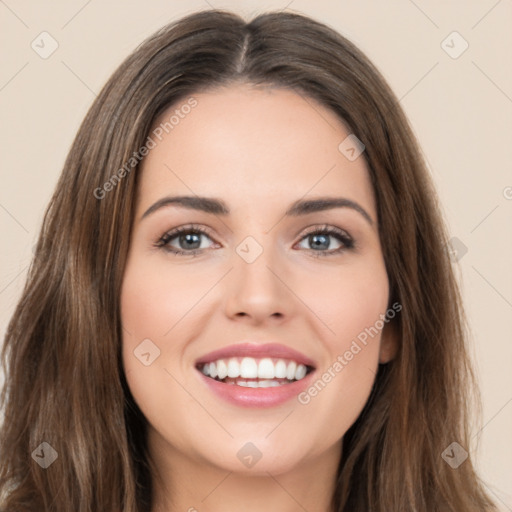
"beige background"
1,0,511,506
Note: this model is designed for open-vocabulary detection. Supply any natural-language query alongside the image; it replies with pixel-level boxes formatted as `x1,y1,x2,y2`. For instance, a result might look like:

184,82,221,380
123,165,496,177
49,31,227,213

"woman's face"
121,84,397,476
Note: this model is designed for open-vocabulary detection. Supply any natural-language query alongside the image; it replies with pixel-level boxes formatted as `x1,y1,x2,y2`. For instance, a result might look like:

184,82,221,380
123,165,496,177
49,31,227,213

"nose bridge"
224,232,294,321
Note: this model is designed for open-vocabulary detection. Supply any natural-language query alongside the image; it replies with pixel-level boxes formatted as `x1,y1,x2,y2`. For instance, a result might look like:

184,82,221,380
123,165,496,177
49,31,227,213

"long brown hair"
0,9,499,512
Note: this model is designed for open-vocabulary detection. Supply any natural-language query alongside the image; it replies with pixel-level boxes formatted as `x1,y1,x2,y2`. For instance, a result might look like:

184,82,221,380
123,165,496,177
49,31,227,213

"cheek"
120,256,202,445
119,252,222,400
294,259,388,429
120,253,212,341
296,257,389,346
119,255,184,394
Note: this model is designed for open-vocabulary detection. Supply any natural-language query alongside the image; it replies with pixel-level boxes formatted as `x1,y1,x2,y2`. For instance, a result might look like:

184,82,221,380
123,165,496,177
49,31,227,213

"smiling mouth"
197,357,314,388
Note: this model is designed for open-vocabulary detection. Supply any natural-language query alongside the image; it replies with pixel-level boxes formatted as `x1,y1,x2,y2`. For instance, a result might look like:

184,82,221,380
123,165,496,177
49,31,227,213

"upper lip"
195,342,316,368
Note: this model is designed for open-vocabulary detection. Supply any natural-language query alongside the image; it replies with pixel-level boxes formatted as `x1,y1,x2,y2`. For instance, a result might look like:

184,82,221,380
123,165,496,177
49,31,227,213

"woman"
0,9,500,512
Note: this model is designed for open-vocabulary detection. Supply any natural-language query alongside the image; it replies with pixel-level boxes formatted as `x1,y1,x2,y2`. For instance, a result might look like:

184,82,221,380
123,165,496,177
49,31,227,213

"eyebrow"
141,195,374,226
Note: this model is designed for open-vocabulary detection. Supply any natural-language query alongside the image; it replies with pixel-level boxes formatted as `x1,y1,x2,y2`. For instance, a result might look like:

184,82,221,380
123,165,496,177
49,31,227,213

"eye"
295,225,354,257
155,223,355,258
155,224,217,256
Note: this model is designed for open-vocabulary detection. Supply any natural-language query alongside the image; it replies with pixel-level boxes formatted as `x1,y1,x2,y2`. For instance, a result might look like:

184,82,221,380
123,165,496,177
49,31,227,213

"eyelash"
154,223,355,258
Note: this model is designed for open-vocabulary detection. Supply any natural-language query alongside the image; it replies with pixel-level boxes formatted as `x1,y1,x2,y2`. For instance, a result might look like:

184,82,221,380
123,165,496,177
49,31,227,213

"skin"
120,83,397,512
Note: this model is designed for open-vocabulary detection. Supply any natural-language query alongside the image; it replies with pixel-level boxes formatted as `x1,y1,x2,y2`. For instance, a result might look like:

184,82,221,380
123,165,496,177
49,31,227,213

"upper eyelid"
163,224,215,238
160,223,350,236
300,224,351,238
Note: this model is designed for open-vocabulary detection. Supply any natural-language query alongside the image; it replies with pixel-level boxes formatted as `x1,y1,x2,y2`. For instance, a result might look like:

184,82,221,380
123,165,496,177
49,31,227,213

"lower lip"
197,370,316,408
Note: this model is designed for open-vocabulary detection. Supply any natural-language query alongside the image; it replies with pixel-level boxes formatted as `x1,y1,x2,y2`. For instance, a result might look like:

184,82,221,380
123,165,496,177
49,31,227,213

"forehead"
137,84,376,219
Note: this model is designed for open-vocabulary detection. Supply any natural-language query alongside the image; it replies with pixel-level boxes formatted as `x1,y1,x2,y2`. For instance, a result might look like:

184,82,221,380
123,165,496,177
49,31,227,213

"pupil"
180,233,201,250
310,234,329,250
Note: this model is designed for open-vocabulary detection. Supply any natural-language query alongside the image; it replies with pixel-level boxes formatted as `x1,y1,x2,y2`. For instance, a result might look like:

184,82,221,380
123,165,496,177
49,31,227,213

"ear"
378,318,399,364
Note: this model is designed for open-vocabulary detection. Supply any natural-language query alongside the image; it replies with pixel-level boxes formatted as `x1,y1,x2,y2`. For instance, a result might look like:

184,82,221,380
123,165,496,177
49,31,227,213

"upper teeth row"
201,357,308,381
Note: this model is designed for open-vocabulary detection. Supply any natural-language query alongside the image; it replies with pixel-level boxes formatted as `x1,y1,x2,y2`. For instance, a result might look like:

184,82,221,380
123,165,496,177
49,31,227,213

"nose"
223,246,297,325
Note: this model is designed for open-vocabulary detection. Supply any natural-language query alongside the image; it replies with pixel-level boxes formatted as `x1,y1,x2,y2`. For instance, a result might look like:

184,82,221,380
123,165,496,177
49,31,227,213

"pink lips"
195,342,316,367
195,342,316,408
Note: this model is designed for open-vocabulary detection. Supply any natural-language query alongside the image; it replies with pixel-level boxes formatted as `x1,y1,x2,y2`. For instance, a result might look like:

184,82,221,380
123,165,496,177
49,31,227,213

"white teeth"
286,361,297,380
227,358,240,378
234,379,285,388
216,359,228,380
295,364,307,380
200,356,311,382
258,358,275,379
274,359,287,378
240,357,258,378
